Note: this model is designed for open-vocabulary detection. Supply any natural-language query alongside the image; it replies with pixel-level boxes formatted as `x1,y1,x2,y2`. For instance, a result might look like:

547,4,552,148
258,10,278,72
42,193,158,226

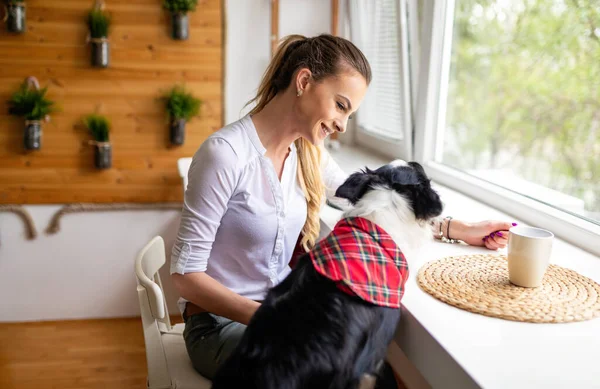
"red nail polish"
497,232,503,237
512,222,518,226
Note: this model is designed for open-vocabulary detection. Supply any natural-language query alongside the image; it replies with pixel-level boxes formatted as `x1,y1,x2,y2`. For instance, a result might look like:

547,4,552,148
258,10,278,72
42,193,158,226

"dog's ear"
408,161,427,177
409,182,444,220
389,162,444,220
335,169,376,205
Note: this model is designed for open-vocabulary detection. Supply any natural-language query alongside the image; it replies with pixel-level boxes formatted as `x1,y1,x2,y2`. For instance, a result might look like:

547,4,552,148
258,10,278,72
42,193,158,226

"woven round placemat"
417,254,600,323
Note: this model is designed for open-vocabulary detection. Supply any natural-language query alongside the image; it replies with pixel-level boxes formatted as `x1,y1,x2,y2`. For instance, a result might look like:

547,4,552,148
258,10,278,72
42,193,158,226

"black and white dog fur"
211,160,443,389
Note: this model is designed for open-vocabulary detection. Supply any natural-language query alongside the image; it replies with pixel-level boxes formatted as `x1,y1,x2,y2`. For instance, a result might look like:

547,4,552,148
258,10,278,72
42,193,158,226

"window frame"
413,0,600,257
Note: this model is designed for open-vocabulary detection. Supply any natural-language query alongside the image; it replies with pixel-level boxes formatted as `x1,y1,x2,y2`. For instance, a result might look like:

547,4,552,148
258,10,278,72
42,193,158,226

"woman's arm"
432,217,515,250
170,137,259,324
171,272,260,325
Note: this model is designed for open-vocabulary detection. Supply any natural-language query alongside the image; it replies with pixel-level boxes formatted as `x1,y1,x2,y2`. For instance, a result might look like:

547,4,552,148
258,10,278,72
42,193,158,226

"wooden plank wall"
0,0,223,204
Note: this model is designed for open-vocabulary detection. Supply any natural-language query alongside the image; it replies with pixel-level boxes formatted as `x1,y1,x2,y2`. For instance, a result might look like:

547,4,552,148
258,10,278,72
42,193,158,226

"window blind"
349,0,406,140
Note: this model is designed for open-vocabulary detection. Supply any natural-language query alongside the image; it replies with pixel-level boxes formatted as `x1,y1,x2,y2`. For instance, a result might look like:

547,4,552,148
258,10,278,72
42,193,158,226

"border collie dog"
211,160,443,389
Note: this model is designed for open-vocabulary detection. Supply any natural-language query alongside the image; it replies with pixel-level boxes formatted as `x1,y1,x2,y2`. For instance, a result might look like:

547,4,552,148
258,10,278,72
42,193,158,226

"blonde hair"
246,34,371,251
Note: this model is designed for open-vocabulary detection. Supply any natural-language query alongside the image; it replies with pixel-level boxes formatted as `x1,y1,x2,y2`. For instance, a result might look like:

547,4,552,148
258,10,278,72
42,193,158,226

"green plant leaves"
7,82,55,121
87,8,111,39
163,0,198,13
83,114,110,142
163,85,202,121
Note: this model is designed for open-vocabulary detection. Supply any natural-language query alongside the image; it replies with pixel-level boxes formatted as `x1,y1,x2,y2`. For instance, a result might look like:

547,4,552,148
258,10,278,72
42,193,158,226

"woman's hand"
448,219,517,250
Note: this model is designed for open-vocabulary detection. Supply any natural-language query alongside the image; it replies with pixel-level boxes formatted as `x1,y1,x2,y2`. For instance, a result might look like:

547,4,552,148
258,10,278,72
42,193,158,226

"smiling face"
293,68,368,145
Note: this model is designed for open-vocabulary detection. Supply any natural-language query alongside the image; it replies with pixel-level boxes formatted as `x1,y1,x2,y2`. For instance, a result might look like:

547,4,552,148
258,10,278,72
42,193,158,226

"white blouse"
170,114,348,312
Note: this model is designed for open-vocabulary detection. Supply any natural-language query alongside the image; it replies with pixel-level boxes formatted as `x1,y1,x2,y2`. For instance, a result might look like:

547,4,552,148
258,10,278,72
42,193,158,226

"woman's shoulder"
195,115,256,164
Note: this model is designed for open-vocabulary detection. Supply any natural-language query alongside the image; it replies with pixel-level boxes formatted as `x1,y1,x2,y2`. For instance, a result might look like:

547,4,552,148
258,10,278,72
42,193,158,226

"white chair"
135,236,212,389
177,157,193,192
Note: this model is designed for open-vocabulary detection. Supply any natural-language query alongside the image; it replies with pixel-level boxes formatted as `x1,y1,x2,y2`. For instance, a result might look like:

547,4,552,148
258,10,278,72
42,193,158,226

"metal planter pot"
171,12,189,40
94,143,112,169
24,121,41,150
91,39,110,68
170,119,186,146
6,3,26,34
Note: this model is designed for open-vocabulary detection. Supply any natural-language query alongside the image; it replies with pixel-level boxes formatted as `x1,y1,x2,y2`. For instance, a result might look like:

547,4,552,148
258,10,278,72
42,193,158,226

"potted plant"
7,77,55,151
87,4,111,68
162,85,202,146
83,114,111,169
163,0,198,40
4,0,26,33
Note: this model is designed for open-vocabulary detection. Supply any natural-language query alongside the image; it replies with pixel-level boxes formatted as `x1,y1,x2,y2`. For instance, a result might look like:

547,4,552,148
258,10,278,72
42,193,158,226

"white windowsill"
324,144,600,389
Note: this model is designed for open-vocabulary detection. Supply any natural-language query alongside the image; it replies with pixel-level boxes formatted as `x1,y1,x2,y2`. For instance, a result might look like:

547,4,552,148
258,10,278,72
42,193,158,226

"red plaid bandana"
309,217,409,309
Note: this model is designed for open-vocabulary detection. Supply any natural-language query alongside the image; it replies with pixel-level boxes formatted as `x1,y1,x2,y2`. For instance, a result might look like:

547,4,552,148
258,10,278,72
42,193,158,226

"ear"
295,68,312,93
335,170,375,205
410,183,444,220
408,161,427,177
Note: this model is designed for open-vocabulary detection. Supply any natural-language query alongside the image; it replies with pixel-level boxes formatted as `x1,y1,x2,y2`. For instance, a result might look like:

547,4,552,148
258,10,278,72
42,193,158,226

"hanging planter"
93,142,112,169
24,119,41,150
90,36,109,68
161,85,202,146
7,77,55,151
83,114,112,169
171,12,188,40
163,0,198,40
4,0,26,34
87,2,111,68
170,118,186,145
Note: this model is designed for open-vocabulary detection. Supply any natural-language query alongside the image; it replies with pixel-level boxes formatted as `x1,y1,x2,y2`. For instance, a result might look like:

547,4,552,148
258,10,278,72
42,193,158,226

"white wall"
0,207,182,322
279,0,331,39
224,0,271,125
0,0,331,323
225,0,331,125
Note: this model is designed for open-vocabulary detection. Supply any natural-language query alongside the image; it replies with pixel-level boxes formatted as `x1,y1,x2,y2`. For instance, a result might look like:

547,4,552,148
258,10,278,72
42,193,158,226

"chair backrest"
135,236,173,389
135,236,171,323
177,157,192,192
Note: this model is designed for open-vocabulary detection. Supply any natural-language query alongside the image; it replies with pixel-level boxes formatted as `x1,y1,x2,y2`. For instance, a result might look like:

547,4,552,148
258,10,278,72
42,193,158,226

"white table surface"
320,168,600,389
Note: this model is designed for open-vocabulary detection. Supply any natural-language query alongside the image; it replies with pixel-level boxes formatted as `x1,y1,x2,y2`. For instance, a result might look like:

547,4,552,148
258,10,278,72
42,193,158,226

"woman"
171,33,512,382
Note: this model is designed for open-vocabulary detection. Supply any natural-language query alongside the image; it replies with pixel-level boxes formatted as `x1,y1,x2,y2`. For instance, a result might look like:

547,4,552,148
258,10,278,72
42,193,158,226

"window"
347,0,413,160
445,0,600,223
415,0,600,256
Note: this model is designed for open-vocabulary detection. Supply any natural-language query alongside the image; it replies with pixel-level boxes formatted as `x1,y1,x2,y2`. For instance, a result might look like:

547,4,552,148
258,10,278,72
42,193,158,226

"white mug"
507,226,554,287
